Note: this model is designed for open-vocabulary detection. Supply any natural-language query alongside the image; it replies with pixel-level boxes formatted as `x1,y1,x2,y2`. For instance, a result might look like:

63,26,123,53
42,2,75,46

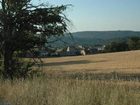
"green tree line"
105,37,140,52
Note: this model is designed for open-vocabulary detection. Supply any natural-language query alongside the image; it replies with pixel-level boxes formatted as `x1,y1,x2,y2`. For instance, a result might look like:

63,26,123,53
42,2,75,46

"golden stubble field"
1,50,140,105
42,50,140,74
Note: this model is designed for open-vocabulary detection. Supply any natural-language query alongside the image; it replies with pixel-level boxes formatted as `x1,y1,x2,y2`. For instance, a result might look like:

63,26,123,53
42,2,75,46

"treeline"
105,37,140,52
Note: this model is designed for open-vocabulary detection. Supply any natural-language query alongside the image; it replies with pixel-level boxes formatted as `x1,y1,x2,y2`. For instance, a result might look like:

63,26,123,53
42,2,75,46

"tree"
105,41,129,52
0,0,70,79
127,37,140,50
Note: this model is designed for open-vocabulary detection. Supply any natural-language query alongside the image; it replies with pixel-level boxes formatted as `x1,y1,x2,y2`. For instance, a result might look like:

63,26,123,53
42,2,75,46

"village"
38,44,106,57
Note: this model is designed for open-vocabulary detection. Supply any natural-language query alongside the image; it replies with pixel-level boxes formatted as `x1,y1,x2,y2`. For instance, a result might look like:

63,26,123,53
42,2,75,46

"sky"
33,0,140,32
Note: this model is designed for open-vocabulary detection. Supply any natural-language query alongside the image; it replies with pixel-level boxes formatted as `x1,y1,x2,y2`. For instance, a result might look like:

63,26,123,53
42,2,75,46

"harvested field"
42,50,140,74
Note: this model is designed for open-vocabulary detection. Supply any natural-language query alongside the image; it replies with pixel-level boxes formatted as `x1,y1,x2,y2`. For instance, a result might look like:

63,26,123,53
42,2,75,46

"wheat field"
42,50,140,74
0,51,140,105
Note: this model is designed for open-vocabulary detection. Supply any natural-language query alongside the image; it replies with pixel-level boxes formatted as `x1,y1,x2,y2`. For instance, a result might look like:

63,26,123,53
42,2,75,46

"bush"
0,57,42,80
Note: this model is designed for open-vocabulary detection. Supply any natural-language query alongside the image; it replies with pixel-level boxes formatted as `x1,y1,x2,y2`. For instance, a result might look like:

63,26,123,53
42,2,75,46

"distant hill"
69,31,140,46
48,31,140,47
73,31,140,39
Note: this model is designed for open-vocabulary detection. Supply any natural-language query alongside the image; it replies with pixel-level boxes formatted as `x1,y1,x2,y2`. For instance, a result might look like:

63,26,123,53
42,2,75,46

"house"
59,46,79,56
94,45,106,51
25,45,87,57
80,49,86,56
60,45,86,56
39,50,48,57
85,47,98,54
77,45,86,56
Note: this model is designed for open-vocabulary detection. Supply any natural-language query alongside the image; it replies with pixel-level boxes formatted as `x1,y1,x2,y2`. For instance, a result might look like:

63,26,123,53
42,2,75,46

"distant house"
94,45,106,51
80,49,86,56
25,45,87,57
47,48,63,57
85,47,98,54
39,50,48,57
60,46,79,56
60,45,86,56
77,45,86,56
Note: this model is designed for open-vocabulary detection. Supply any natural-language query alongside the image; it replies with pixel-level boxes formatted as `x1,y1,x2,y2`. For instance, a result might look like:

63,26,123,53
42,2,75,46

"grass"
0,77,140,105
0,50,140,105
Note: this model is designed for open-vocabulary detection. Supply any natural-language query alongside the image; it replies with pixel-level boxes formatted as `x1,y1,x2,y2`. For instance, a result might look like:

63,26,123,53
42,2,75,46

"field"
41,50,140,80
0,50,140,105
44,50,140,74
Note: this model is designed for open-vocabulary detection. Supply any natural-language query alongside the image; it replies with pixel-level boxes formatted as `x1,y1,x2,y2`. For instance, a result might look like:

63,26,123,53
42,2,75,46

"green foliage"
0,0,70,79
105,41,129,52
0,56,38,79
6,58,34,79
105,36,140,52
127,37,140,50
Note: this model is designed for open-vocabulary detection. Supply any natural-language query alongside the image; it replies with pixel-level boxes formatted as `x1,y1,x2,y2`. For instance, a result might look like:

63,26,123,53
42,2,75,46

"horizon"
72,30,140,33
33,0,140,32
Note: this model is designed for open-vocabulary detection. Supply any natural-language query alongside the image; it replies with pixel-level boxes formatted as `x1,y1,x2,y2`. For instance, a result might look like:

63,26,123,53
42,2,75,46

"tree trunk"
3,47,14,79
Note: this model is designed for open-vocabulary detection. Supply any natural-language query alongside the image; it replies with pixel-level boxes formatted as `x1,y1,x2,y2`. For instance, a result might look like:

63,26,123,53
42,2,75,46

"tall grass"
0,77,140,105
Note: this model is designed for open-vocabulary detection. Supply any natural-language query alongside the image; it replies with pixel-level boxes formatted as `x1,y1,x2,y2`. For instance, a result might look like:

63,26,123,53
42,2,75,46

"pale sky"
33,0,140,32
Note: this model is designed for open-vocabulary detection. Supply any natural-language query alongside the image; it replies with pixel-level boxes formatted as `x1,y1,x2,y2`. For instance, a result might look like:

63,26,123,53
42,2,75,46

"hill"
72,31,140,39
70,31,140,46
47,30,140,47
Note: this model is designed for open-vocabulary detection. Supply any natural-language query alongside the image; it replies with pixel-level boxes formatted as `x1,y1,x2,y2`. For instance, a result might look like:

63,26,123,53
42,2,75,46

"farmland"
0,50,140,105
42,50,140,75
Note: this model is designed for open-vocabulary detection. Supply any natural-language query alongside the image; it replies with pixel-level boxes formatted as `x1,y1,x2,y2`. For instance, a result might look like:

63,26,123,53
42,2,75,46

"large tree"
0,0,69,79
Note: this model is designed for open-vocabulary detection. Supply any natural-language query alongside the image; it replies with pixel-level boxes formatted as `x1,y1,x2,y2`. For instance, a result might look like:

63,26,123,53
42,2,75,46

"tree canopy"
0,0,70,79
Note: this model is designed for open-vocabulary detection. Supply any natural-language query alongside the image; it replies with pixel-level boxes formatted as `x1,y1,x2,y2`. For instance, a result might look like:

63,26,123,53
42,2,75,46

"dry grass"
0,78,140,105
0,51,140,105
42,50,140,74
